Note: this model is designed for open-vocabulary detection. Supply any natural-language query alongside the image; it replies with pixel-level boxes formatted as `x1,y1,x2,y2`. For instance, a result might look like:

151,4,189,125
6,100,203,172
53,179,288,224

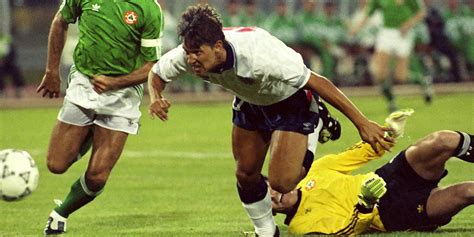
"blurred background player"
37,0,163,235
222,0,244,27
424,0,463,83
148,4,393,236
347,0,383,86
408,15,434,104
319,1,347,85
293,0,326,75
271,111,474,235
262,0,298,49
0,0,25,98
241,0,264,27
443,0,474,81
351,0,427,112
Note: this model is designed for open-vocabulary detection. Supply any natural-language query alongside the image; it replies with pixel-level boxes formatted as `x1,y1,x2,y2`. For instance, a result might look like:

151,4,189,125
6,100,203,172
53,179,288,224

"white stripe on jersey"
141,38,162,47
142,38,162,59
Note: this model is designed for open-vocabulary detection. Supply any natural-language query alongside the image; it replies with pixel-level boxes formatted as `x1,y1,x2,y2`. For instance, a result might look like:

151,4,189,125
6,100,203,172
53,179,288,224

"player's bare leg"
370,51,391,84
425,182,474,224
394,56,410,83
44,125,128,235
405,130,474,224
370,51,397,112
46,121,92,173
406,131,466,179
233,126,268,188
85,125,128,191
233,126,279,237
268,131,308,193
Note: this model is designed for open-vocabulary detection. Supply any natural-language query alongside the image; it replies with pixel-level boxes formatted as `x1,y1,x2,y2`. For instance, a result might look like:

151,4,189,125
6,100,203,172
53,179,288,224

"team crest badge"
305,179,316,191
124,10,138,25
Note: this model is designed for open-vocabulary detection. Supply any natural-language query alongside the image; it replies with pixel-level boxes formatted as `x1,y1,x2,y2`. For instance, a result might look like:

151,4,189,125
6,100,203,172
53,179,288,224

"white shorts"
374,28,415,58
65,65,144,121
58,99,140,134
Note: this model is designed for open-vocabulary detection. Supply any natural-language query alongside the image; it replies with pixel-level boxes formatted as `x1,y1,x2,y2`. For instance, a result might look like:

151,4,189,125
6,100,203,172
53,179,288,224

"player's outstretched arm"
399,2,427,35
91,61,155,94
304,72,393,152
37,12,69,98
147,69,170,121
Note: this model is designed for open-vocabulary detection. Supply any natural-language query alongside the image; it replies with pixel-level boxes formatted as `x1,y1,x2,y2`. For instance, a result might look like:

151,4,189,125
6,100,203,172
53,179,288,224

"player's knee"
369,63,385,81
430,131,459,152
394,69,408,82
459,183,474,203
46,159,69,174
85,171,108,191
269,177,296,194
235,170,260,187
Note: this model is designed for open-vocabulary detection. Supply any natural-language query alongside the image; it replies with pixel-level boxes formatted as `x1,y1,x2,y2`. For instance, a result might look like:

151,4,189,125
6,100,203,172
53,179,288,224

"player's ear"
214,40,224,50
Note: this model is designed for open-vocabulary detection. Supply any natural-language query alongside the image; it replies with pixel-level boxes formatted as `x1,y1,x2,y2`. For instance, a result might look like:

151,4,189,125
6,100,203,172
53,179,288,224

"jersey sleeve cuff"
151,63,172,83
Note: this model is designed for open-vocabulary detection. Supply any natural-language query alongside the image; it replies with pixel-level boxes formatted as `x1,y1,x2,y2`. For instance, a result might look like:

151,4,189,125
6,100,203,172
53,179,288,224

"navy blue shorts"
232,90,319,135
375,151,449,231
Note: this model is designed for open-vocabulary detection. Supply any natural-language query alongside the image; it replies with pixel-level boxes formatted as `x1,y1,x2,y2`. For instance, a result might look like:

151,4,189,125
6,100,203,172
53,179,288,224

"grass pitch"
0,92,473,236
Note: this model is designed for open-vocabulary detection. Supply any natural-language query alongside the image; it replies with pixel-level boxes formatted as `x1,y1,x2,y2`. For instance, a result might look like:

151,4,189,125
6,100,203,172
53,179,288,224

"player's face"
183,42,221,77
270,187,298,213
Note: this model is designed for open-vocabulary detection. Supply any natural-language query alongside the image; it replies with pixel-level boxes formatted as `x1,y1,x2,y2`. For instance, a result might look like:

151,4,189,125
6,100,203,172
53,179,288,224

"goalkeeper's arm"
358,173,387,210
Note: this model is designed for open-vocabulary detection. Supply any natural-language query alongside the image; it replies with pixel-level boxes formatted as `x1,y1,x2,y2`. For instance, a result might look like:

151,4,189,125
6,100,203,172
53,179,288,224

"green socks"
54,174,103,218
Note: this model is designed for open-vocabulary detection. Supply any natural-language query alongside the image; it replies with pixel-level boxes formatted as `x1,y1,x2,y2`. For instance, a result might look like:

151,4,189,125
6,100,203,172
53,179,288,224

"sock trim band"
80,174,104,197
455,131,470,157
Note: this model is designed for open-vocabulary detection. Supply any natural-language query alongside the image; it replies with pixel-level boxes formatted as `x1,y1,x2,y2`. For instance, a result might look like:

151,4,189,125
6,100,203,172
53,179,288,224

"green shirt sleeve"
59,0,81,24
140,2,164,62
367,0,380,16
408,0,421,13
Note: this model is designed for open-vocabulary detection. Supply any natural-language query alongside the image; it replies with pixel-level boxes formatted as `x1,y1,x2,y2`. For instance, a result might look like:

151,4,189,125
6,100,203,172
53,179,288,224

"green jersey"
368,0,422,28
60,0,163,77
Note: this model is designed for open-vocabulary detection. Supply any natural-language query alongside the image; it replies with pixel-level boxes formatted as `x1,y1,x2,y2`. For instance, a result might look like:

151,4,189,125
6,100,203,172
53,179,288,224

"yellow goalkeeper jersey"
287,142,387,235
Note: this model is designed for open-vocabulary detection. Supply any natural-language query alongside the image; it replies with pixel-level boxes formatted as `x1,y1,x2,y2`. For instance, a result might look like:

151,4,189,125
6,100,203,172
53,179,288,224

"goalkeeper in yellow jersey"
270,110,474,235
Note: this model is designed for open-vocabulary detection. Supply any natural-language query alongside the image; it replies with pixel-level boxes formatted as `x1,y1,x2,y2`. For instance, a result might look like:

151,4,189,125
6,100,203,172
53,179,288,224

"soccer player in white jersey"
37,0,163,235
148,5,393,236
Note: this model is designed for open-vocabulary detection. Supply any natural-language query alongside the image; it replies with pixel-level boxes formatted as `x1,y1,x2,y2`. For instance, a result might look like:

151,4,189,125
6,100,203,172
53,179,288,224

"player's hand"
399,24,412,36
149,97,171,121
37,71,61,98
92,75,116,94
358,173,387,209
357,120,394,153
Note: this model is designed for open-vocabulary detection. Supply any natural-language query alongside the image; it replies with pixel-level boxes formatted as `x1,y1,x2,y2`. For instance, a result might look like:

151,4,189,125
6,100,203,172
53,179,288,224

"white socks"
242,191,276,237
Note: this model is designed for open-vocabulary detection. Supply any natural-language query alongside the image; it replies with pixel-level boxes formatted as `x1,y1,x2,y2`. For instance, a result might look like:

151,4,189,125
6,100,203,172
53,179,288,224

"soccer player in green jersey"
443,0,474,76
351,0,427,112
37,0,163,235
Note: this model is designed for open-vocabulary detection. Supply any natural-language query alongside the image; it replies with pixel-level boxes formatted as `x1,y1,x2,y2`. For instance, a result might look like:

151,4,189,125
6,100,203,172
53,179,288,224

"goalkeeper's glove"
358,173,387,209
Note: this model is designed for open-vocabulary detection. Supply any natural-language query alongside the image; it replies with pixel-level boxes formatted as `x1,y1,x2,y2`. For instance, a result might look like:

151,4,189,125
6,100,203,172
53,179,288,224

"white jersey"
153,27,311,105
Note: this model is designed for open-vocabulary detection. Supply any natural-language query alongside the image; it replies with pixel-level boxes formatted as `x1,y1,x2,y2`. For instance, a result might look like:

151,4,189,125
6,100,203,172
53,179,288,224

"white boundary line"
27,149,233,159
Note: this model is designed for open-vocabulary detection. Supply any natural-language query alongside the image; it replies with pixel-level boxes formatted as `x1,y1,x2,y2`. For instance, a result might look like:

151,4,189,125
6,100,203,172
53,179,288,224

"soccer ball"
0,149,39,201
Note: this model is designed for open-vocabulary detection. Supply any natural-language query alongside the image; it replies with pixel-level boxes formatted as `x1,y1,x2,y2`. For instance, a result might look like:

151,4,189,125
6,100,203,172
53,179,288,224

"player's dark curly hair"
178,4,225,49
